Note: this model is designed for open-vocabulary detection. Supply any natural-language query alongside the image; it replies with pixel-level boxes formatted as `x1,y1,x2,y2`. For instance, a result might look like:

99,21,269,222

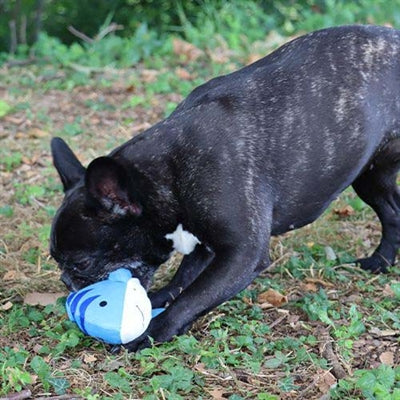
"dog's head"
50,138,172,291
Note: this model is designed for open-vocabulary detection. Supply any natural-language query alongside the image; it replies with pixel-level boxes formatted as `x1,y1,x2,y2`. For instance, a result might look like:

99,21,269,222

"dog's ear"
51,137,86,192
85,157,142,216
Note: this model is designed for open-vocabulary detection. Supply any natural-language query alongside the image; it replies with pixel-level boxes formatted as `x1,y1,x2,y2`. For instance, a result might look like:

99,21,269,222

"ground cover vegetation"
0,1,399,399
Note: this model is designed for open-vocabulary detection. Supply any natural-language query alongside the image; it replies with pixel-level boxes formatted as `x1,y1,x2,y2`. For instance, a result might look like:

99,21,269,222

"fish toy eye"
99,301,107,307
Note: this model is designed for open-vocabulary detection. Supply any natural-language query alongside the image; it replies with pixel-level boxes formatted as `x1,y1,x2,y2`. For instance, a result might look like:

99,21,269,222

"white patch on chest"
165,224,201,255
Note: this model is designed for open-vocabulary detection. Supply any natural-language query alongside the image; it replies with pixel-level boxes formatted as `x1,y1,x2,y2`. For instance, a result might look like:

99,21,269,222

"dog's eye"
71,260,91,273
78,260,91,270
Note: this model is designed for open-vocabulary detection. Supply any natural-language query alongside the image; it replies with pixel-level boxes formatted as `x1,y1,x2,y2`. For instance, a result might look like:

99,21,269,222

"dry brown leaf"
206,388,226,400
175,67,192,80
379,351,394,365
242,296,253,306
172,38,203,62
370,327,400,337
257,288,288,307
3,270,17,281
24,292,65,306
301,282,318,292
382,283,396,297
305,277,335,288
246,53,262,65
83,353,98,364
4,115,25,125
28,128,49,138
141,69,159,83
316,370,337,393
209,51,230,64
131,122,152,134
333,205,354,217
1,301,13,311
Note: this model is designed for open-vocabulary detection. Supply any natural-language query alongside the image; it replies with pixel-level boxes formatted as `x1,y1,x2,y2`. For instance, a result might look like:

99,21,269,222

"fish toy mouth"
65,268,164,345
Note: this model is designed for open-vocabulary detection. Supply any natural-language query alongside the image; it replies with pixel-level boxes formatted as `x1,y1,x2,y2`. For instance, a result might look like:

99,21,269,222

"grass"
1,3,400,399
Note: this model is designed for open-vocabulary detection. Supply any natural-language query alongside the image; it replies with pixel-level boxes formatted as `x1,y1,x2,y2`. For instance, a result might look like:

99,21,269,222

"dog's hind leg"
351,138,400,272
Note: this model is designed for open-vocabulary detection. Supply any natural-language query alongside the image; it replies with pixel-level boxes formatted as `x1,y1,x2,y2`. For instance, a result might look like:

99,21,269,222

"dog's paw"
122,315,179,352
356,253,391,273
123,333,153,352
148,289,175,308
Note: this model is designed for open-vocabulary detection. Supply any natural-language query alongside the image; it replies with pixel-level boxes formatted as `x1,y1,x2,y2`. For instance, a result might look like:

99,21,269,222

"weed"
0,99,11,118
1,152,23,172
330,365,400,399
59,117,84,137
2,4,400,398
0,205,14,217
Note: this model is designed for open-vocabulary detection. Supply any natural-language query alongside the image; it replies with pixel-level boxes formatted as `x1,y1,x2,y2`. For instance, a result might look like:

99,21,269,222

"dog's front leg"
125,234,270,352
149,244,215,308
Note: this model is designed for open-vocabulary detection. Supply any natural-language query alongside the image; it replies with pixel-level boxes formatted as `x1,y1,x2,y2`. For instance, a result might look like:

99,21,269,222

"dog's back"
166,25,400,233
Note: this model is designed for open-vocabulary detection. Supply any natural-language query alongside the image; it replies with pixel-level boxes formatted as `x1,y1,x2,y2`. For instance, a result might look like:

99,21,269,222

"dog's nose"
61,272,74,290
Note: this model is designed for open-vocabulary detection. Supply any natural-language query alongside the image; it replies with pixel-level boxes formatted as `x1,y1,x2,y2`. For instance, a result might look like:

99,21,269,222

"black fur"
51,25,400,351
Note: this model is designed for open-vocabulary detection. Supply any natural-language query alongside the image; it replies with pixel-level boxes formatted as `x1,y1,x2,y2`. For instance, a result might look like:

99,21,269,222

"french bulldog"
51,25,400,351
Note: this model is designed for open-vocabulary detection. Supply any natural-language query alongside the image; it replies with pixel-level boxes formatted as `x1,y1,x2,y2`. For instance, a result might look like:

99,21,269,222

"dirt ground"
0,63,399,399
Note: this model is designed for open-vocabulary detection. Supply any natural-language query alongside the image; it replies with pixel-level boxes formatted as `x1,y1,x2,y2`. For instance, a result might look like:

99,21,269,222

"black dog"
51,25,400,351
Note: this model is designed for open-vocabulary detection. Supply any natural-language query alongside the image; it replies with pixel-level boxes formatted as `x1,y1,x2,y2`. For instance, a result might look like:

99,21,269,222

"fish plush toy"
65,268,164,345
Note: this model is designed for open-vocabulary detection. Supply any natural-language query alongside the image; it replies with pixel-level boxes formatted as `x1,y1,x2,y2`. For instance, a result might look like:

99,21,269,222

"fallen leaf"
98,359,124,372
206,388,226,400
4,115,24,125
382,283,395,297
324,246,337,260
379,351,394,366
334,205,354,217
209,51,230,64
28,128,49,138
242,296,253,306
1,301,13,311
370,327,400,337
83,353,98,363
172,38,203,62
175,67,192,80
24,292,65,306
141,69,159,83
316,370,337,393
131,122,152,134
304,277,335,288
257,288,288,307
246,53,262,65
301,282,318,292
3,270,17,280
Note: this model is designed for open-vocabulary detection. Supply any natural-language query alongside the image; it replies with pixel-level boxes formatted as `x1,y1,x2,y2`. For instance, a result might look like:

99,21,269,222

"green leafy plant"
331,365,400,399
0,99,11,118
1,152,23,172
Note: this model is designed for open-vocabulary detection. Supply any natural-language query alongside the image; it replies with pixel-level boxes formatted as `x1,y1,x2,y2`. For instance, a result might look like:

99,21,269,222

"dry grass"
0,63,399,399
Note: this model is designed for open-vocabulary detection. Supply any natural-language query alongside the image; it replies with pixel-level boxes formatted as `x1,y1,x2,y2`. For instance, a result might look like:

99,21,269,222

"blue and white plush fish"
65,268,164,345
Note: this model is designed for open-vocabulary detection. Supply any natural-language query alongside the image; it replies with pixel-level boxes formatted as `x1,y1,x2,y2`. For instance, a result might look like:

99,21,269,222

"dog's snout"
61,271,74,290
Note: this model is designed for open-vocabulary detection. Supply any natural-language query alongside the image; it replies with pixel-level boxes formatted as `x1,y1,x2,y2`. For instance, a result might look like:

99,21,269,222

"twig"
95,22,124,41
0,389,32,400
317,328,347,379
68,25,94,44
34,395,82,400
68,23,123,45
4,56,38,68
